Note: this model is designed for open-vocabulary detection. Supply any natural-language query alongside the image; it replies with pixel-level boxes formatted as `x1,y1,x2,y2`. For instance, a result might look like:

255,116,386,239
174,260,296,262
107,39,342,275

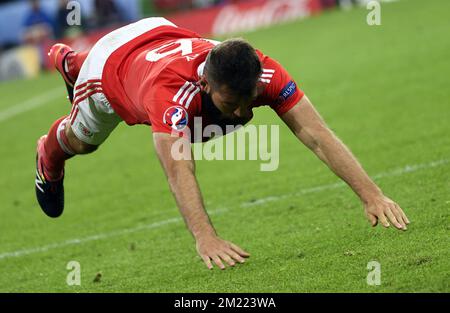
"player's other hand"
364,195,410,231
196,235,250,270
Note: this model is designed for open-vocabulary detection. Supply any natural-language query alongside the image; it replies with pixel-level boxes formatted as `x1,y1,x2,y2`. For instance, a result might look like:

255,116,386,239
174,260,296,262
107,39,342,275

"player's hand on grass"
364,195,410,230
196,235,250,270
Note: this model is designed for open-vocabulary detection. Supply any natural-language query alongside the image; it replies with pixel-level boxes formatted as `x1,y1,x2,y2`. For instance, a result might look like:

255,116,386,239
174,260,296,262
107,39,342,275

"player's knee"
73,141,98,154
65,126,99,154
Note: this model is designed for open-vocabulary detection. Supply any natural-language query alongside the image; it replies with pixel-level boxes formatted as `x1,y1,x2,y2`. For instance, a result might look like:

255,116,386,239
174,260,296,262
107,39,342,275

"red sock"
66,51,88,83
41,116,75,181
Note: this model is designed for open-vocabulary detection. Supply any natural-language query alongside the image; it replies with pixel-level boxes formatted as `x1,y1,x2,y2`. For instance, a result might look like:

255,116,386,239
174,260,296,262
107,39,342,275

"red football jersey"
101,24,304,141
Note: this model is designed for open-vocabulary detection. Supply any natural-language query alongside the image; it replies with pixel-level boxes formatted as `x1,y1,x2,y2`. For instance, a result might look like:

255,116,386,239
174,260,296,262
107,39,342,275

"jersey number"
145,39,193,62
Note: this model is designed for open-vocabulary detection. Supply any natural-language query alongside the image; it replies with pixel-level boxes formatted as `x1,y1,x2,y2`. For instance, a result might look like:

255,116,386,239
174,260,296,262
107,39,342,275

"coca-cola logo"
212,0,310,36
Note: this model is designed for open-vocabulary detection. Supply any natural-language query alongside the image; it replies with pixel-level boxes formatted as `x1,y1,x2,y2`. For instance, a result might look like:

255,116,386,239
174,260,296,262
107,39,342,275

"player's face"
209,85,255,118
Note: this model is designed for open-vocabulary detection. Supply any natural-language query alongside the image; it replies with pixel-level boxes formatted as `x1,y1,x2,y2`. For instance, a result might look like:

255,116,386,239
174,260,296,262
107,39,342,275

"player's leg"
35,46,92,218
35,93,122,218
35,115,75,218
37,26,126,217
48,43,88,102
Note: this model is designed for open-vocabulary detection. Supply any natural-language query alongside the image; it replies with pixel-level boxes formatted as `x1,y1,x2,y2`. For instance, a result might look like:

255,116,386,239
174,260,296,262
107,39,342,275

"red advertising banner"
167,0,322,37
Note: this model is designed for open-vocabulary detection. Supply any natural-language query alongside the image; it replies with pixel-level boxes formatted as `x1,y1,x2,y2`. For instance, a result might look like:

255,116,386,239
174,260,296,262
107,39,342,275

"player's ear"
198,76,210,93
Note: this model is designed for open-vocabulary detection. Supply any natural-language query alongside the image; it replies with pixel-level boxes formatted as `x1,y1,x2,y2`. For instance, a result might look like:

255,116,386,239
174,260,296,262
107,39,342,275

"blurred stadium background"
0,0,360,82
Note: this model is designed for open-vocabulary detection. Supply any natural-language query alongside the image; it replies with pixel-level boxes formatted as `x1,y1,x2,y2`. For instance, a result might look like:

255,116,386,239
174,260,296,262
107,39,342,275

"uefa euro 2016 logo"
163,106,188,131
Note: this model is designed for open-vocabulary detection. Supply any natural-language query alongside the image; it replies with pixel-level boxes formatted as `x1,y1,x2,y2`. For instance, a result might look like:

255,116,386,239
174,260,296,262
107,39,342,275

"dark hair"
205,38,262,98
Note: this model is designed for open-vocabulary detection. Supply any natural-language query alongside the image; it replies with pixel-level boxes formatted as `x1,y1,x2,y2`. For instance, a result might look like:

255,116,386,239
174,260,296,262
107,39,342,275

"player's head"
201,38,262,115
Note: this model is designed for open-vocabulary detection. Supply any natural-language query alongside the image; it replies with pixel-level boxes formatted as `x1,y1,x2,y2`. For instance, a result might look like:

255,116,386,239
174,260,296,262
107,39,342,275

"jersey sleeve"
257,53,304,116
145,80,201,139
147,100,181,135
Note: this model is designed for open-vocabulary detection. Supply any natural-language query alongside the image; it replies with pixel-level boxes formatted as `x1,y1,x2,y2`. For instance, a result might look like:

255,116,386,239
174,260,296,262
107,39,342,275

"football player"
36,17,409,270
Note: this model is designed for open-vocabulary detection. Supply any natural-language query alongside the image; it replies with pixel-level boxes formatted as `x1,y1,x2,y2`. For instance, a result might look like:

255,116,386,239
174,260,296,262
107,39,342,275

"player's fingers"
390,204,407,230
226,249,246,263
212,255,226,270
228,242,250,257
378,212,390,228
367,213,378,227
201,255,213,270
396,204,410,225
218,252,236,267
385,207,403,230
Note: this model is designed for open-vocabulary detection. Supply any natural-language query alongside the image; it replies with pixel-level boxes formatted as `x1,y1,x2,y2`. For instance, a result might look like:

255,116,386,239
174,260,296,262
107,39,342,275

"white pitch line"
241,159,449,207
0,208,229,261
0,87,64,123
0,217,180,260
0,158,448,261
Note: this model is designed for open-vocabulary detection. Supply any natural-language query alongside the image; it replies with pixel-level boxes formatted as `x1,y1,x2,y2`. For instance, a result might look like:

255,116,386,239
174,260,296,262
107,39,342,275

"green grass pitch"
0,0,448,292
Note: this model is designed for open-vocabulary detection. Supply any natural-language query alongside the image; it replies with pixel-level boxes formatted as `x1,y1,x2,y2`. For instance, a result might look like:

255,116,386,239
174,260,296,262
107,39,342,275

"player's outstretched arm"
280,96,410,231
153,133,250,269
